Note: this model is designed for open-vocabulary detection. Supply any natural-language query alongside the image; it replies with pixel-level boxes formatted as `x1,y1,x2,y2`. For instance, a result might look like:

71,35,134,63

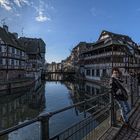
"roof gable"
0,27,24,50
98,30,111,41
18,37,46,54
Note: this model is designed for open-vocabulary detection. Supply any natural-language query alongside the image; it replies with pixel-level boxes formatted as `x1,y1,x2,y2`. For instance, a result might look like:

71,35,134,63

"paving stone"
101,102,140,140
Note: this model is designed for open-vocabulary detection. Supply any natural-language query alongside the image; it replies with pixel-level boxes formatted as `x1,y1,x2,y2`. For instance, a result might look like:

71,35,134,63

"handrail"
47,91,110,117
0,118,39,136
1,86,138,140
0,91,110,137
50,103,111,140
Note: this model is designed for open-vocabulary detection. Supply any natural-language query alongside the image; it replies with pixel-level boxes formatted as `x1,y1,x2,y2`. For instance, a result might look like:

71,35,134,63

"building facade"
0,25,26,81
60,42,87,73
78,30,140,83
46,62,62,73
19,37,46,80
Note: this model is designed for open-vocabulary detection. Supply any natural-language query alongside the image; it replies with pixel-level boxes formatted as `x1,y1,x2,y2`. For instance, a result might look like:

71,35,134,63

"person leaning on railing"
109,67,131,127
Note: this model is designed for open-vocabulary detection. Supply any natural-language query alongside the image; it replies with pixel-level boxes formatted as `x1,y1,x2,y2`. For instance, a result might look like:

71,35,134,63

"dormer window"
104,37,111,44
100,34,109,40
127,41,133,46
118,40,123,44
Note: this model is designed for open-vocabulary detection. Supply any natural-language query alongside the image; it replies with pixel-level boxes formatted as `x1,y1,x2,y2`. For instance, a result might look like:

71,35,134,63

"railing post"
40,114,50,140
84,100,87,118
8,83,11,93
110,89,116,126
130,76,134,107
136,76,139,98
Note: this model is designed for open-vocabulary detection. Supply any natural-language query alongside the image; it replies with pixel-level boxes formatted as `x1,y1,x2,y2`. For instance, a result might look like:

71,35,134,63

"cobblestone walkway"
113,104,140,140
100,102,140,140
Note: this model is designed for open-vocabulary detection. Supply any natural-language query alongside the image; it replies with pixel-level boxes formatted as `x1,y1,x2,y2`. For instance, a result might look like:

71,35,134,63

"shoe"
124,122,138,131
117,116,124,124
124,123,129,128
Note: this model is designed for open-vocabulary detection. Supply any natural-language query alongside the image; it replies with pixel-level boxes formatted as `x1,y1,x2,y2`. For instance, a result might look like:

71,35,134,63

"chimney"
3,25,8,32
13,32,18,39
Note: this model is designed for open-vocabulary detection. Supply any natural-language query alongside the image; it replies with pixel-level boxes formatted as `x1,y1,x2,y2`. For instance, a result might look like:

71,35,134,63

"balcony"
0,64,25,70
7,53,20,59
84,51,125,60
0,52,26,61
85,63,126,68
27,59,42,65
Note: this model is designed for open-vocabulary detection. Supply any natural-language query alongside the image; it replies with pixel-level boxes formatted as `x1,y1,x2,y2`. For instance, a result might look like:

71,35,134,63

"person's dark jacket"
110,77,128,101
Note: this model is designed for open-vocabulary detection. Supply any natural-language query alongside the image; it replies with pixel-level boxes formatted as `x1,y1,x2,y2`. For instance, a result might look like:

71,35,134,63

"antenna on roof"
1,17,7,26
21,27,24,36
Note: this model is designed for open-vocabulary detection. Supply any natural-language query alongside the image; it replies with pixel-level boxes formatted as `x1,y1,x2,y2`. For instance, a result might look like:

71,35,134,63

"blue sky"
0,0,140,63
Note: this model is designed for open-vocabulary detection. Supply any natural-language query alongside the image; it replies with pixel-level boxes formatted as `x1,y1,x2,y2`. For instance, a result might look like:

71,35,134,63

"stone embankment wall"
0,78,35,93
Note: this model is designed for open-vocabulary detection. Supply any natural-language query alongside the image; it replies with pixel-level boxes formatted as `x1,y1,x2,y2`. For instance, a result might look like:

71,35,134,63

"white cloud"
0,0,51,23
47,29,52,32
0,0,30,10
0,0,12,11
15,13,21,16
14,0,21,7
90,7,97,16
21,0,30,5
13,0,30,7
36,11,51,22
35,0,51,22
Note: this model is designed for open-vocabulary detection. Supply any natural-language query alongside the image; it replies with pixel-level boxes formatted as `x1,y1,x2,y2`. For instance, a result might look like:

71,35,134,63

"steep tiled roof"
0,27,24,51
99,30,138,48
80,30,139,56
99,30,131,41
97,30,138,51
18,37,46,54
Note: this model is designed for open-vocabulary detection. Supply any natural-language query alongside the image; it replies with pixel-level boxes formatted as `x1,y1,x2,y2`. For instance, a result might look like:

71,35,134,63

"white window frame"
2,59,6,65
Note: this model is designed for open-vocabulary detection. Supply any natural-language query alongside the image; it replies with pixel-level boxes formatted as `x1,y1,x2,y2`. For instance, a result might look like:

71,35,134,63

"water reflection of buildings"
0,81,45,132
0,77,110,140
64,80,110,140
45,73,74,82
45,74,108,114
46,74,63,81
64,80,109,113
65,81,107,100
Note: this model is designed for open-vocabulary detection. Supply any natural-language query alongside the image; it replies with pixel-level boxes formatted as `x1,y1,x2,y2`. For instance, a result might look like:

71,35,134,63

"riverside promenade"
100,100,140,140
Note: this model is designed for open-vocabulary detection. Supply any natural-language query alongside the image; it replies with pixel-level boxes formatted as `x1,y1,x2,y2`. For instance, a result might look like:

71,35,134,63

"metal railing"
0,92,112,140
0,85,139,140
50,105,110,140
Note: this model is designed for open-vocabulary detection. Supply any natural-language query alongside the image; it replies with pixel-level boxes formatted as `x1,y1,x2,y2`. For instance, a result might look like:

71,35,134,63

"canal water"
0,74,108,140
